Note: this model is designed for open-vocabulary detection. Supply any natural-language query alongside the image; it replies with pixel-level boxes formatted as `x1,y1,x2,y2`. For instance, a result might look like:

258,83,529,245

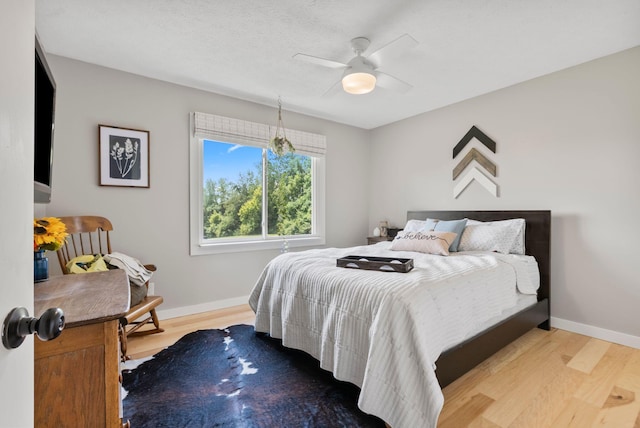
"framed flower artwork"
99,125,150,187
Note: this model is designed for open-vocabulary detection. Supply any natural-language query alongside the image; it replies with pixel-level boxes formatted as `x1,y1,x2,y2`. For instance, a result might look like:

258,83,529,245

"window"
190,112,326,255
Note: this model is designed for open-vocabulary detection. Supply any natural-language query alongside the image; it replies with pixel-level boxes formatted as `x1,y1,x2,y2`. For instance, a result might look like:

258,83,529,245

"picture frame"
99,125,150,188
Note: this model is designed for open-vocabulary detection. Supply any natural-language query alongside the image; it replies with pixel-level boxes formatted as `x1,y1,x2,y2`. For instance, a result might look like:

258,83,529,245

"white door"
0,2,36,427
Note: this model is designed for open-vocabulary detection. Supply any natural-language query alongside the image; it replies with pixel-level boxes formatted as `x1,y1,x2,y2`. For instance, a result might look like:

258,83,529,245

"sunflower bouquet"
34,217,68,252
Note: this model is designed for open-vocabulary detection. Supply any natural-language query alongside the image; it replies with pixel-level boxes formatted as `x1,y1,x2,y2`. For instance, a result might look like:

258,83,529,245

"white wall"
45,56,370,313
369,47,640,342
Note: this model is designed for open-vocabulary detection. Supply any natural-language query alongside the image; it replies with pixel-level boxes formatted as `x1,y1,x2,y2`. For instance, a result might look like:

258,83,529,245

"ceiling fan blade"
376,72,413,93
367,33,418,66
293,53,347,69
321,79,343,97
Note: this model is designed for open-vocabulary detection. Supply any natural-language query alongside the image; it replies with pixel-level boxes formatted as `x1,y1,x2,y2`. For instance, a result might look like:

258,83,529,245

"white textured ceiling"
36,0,640,130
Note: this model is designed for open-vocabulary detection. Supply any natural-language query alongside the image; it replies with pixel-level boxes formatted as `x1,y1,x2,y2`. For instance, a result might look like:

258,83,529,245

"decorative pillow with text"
390,231,457,256
423,218,468,252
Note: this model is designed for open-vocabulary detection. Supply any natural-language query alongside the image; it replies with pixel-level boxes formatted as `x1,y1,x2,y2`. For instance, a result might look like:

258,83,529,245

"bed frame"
406,210,551,387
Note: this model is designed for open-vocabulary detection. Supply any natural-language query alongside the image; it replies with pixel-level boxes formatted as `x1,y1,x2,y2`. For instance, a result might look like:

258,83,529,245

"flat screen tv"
34,34,56,203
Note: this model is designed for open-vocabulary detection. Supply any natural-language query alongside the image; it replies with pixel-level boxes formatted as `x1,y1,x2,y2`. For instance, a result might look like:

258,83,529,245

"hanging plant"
270,136,294,156
270,99,295,156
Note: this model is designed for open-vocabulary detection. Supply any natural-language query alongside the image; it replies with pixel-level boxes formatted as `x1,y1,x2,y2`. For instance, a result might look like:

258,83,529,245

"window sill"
190,235,325,256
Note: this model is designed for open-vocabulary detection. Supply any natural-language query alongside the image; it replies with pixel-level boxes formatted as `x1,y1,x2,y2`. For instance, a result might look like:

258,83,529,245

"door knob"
2,307,65,349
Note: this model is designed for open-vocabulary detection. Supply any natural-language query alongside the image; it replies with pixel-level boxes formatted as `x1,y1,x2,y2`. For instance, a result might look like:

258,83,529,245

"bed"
249,210,550,427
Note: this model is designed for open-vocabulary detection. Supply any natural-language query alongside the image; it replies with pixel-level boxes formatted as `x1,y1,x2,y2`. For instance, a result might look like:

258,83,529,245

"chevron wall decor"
452,126,499,198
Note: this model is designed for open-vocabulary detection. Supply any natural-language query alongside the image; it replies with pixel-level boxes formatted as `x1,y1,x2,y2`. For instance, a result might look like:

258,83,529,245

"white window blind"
283,128,326,157
193,112,270,148
193,112,326,157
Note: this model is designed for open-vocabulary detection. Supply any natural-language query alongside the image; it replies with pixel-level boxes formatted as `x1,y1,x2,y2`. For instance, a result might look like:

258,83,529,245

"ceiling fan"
293,34,418,95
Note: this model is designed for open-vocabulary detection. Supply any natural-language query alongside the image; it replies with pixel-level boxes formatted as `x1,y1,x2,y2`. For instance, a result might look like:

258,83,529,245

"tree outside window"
202,140,312,241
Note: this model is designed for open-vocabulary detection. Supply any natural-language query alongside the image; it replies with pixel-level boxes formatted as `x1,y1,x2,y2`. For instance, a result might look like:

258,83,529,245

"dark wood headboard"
406,210,551,303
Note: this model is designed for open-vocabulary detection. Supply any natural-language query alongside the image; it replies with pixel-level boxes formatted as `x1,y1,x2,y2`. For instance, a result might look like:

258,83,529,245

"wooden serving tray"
336,255,414,273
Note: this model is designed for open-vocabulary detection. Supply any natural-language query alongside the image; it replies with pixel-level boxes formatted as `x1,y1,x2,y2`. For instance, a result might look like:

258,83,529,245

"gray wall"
44,46,640,343
369,47,640,341
45,56,370,314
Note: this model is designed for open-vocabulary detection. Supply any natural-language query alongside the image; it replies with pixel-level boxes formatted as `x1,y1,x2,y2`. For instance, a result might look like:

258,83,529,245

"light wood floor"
127,305,640,427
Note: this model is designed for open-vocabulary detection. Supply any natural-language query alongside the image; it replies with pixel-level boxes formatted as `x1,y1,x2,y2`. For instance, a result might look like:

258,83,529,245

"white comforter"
248,242,539,428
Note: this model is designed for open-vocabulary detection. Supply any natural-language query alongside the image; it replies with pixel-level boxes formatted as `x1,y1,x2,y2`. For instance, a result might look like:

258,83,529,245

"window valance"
193,112,326,157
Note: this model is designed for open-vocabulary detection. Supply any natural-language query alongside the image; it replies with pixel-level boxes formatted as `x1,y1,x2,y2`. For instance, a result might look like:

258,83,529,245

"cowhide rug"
122,324,386,427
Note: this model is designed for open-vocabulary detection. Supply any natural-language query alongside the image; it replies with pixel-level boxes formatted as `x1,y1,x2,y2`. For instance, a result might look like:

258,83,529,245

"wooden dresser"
34,269,130,428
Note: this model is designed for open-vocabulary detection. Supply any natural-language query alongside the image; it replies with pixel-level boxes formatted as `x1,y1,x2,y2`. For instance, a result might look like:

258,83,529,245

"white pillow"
403,219,427,233
459,218,526,254
390,231,457,256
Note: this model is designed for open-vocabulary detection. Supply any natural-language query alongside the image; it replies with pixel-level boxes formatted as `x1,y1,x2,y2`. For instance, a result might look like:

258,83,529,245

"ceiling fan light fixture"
342,71,376,95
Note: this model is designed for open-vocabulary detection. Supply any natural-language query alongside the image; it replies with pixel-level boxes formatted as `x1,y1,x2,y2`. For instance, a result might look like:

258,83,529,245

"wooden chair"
56,215,164,359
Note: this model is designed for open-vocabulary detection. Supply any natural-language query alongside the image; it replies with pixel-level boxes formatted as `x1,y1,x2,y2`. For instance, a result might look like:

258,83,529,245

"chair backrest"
56,216,114,274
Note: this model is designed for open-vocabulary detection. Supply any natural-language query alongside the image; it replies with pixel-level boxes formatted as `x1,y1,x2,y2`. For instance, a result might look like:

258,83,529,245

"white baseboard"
551,316,640,350
156,295,251,321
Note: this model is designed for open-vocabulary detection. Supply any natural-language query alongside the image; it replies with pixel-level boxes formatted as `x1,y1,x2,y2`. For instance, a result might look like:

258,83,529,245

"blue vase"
34,250,49,282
